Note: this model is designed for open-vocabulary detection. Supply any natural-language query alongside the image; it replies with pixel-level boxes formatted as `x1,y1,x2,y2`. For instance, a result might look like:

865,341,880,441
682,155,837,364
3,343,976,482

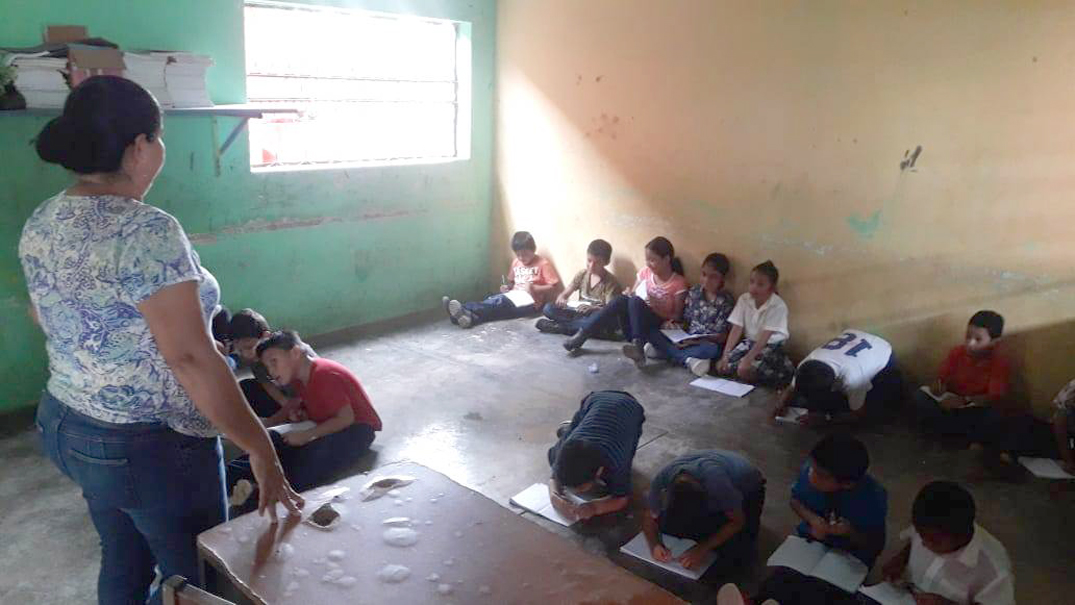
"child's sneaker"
229,479,255,507
535,318,572,335
563,332,587,353
457,310,475,329
622,339,646,368
643,342,666,359
445,298,465,321
686,357,711,377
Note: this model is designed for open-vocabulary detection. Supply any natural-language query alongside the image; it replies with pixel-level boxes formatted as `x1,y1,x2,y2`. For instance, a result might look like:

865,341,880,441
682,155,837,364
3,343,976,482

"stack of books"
122,52,172,107
153,52,213,107
7,54,69,108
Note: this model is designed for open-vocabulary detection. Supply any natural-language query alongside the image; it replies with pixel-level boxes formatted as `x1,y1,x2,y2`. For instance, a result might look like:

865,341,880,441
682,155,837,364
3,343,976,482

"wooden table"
198,461,682,604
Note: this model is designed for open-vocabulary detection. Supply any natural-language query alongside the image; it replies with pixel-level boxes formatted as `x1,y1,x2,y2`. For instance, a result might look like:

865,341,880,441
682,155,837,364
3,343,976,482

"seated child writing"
536,238,621,336
444,231,561,329
643,253,736,377
546,390,645,521
715,260,795,387
227,330,382,508
912,311,1010,444
774,330,903,426
879,481,1014,605
643,450,766,574
563,237,688,368
755,434,887,604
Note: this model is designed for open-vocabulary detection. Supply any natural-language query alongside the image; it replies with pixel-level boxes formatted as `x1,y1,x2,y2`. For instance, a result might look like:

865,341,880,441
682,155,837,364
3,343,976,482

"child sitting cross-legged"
715,260,795,387
643,253,736,377
878,481,1014,605
226,330,381,510
536,238,621,337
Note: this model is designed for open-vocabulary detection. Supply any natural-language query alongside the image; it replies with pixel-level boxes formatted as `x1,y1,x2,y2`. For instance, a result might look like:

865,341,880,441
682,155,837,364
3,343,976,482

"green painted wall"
0,0,496,413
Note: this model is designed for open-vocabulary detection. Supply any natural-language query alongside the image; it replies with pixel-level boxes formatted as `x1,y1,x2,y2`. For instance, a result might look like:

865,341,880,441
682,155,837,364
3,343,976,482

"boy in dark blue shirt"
546,391,645,521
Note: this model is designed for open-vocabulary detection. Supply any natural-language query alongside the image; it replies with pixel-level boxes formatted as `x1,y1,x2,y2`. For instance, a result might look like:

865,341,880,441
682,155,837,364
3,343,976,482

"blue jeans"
577,295,662,341
463,293,537,326
227,422,376,504
541,303,587,334
36,391,226,605
647,330,724,366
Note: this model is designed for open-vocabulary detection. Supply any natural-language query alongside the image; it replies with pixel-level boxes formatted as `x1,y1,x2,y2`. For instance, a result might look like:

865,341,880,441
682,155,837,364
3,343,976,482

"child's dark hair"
511,231,537,252
702,253,731,276
230,309,270,340
36,76,161,174
666,473,708,517
752,260,779,286
796,360,836,396
256,329,305,357
969,310,1004,339
587,239,613,263
211,307,232,342
553,440,604,487
811,433,869,483
912,481,976,538
646,236,685,275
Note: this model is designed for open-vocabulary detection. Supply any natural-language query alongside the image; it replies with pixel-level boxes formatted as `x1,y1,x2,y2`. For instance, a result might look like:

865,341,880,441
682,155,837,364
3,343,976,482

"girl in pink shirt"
563,237,688,367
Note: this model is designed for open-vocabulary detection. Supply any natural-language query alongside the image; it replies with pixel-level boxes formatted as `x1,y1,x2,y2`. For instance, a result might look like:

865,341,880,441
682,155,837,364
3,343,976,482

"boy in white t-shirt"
715,260,795,387
880,481,1014,605
774,330,903,426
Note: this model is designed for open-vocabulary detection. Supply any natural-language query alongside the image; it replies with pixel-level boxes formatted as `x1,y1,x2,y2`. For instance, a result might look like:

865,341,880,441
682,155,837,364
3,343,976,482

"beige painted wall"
495,0,1075,412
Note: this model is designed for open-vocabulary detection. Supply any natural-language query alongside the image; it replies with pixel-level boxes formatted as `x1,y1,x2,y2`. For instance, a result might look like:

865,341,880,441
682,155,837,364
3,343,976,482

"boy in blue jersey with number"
774,330,903,427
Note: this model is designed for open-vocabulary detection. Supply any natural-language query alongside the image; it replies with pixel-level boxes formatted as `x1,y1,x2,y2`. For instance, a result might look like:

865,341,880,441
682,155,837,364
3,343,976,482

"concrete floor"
2,313,1074,604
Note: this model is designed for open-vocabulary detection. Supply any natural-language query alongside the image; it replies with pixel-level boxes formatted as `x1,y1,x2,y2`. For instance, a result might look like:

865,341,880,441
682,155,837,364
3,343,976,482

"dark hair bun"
35,75,161,175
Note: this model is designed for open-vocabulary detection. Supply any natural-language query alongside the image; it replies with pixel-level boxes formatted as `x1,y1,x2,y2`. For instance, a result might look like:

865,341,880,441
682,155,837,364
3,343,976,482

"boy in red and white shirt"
443,231,561,329
227,330,381,508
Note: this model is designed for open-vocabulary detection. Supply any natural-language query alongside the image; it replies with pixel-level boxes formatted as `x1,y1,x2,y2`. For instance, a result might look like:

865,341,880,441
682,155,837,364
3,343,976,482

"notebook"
619,532,716,580
270,420,316,435
859,582,916,605
775,406,809,424
1018,457,1075,480
661,329,717,344
917,386,980,407
504,289,536,308
510,483,602,526
766,536,868,593
690,377,755,397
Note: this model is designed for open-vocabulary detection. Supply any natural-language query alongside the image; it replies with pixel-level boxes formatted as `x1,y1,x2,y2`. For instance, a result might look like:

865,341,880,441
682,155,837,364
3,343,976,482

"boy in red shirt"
912,311,1010,446
227,330,381,508
443,231,562,329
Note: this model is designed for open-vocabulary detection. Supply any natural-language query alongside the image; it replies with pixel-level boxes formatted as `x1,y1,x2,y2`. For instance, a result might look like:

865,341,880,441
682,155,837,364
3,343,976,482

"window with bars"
244,1,468,170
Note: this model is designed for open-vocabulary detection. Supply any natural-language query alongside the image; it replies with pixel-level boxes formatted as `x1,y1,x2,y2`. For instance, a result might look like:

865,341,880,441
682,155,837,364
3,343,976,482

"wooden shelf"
1,104,301,171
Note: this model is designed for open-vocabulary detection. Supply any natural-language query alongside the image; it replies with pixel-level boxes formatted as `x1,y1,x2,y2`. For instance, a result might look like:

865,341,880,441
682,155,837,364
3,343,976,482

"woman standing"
19,76,303,604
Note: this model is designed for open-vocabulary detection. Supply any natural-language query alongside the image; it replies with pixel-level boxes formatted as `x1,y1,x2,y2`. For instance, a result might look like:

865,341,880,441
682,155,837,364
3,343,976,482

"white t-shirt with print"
799,330,892,410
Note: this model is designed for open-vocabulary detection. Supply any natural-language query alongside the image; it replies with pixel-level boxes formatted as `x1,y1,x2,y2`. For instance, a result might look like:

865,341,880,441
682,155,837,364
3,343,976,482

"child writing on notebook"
643,253,736,377
227,330,382,508
643,450,766,573
911,311,1011,445
879,481,1014,605
536,238,621,336
444,231,561,329
716,260,795,387
546,390,645,521
562,237,688,368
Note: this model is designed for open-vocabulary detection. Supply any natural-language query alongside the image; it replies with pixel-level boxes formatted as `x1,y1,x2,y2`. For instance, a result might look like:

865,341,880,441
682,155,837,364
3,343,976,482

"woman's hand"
249,451,304,521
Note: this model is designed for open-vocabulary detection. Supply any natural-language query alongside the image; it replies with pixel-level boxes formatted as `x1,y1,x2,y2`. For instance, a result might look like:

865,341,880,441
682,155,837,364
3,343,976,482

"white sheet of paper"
766,536,867,593
619,532,715,580
690,377,755,397
859,582,916,605
918,385,960,403
504,289,536,307
775,406,809,424
566,300,585,309
270,420,316,435
1018,457,1075,480
509,483,576,527
634,282,648,299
